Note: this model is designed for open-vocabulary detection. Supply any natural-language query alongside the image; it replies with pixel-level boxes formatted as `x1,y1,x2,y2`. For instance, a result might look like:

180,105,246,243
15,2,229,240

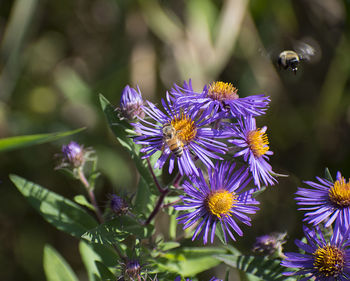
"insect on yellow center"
170,113,197,144
329,177,350,208
206,190,237,218
207,81,239,101
313,245,345,277
247,129,270,158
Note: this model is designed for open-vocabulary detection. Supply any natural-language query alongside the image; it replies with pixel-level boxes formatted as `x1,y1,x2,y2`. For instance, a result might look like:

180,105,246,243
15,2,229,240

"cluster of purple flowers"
280,171,350,279
119,79,277,246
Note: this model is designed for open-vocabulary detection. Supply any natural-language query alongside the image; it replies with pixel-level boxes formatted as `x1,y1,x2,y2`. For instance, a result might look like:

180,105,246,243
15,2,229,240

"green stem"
78,168,104,224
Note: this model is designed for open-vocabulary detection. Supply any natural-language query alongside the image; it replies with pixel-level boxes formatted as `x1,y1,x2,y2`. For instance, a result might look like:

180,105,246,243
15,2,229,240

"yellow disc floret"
313,245,345,277
206,190,237,218
171,112,197,144
329,177,350,208
207,81,239,101
247,129,270,158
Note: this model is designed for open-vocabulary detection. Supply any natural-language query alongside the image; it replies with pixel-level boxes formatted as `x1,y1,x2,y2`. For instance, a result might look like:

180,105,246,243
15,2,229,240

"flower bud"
60,141,85,168
120,85,144,120
252,232,287,256
125,259,141,280
109,194,128,216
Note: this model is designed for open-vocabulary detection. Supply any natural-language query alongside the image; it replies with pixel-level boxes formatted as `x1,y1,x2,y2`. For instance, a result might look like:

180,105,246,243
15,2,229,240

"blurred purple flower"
109,194,128,216
252,232,287,256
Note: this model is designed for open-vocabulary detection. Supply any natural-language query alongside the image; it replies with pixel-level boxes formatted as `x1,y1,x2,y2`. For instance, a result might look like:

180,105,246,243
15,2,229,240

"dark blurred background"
1,0,350,280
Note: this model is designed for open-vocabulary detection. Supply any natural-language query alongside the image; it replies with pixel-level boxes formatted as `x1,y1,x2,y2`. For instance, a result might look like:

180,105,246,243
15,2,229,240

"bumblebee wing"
294,41,315,61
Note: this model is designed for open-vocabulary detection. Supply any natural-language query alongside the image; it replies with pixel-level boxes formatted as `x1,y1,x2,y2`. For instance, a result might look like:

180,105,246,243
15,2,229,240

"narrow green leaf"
74,195,96,211
10,174,98,237
156,247,226,276
324,167,334,182
0,127,85,152
252,186,266,198
159,241,180,251
43,244,79,281
216,254,293,281
82,216,154,245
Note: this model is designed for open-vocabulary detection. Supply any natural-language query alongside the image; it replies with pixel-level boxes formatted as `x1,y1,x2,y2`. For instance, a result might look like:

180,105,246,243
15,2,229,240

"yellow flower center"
171,112,197,144
247,129,270,158
329,177,350,208
207,81,239,101
313,245,345,277
206,190,237,218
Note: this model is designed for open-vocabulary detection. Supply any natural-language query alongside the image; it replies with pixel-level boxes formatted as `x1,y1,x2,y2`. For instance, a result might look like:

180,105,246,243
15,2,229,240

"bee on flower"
133,93,228,176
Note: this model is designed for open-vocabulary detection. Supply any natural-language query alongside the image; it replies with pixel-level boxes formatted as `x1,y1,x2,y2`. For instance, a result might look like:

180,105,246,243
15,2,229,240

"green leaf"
79,241,103,281
99,94,161,191
82,216,154,245
95,261,116,281
74,195,96,211
324,167,334,182
10,174,98,237
133,176,158,218
43,244,79,281
216,254,293,281
0,127,85,152
156,247,226,276
159,241,180,251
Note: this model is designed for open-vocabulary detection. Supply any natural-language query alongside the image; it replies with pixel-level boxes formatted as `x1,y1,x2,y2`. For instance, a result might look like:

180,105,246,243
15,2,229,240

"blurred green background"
1,0,350,280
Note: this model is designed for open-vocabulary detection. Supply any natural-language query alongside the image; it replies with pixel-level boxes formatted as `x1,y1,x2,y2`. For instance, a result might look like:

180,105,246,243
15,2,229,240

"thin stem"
146,158,164,193
162,198,181,209
144,189,169,225
78,168,104,224
171,173,183,188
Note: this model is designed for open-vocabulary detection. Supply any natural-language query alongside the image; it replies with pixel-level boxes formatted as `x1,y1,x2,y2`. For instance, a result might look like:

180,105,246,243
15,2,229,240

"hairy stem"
78,168,104,224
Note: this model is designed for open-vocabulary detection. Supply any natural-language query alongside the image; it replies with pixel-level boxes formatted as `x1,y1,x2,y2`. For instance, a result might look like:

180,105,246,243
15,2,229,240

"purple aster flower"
295,171,350,228
171,80,270,119
175,161,259,244
228,115,276,188
281,225,350,281
120,85,145,120
133,94,227,176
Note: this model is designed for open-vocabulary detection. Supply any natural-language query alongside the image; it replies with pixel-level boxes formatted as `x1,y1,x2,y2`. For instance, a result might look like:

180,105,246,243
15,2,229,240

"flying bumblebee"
277,42,315,74
162,123,183,158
